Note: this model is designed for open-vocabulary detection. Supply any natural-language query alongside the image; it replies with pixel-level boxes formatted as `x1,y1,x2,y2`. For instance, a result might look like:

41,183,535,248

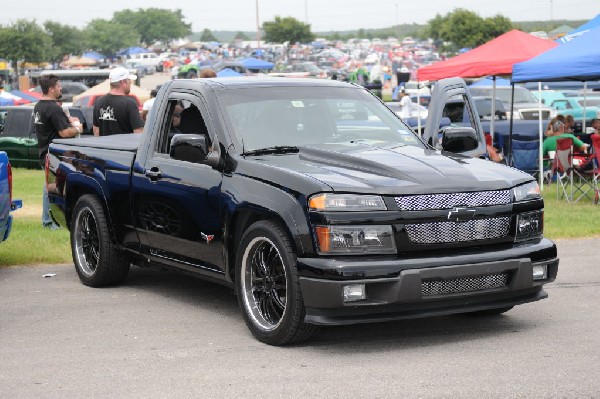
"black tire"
235,220,317,345
467,306,513,316
186,70,198,79
70,194,129,287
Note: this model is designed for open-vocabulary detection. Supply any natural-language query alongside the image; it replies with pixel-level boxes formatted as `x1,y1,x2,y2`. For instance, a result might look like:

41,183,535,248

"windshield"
469,87,539,104
218,86,423,151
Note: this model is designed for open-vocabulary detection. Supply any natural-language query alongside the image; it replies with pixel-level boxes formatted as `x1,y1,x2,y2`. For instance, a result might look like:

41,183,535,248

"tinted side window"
4,110,32,137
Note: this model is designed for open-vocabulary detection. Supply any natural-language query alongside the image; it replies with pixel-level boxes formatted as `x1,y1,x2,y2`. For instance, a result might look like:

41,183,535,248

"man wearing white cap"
93,67,144,136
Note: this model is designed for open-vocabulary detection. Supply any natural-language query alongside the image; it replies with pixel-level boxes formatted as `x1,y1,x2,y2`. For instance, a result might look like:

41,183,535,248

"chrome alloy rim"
241,237,287,331
74,207,99,277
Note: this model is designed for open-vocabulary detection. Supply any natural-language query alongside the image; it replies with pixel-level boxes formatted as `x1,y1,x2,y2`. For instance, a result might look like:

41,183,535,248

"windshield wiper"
242,146,300,156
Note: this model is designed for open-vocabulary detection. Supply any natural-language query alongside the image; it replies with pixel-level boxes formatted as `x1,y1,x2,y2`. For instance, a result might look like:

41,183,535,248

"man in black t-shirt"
93,67,145,136
33,74,82,228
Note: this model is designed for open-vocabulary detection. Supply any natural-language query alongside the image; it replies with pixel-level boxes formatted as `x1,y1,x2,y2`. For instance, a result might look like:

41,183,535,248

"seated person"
542,120,588,169
545,114,565,137
170,102,184,134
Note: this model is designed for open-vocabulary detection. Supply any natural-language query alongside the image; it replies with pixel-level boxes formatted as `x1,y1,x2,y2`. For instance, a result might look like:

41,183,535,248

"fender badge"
447,207,476,222
201,232,215,244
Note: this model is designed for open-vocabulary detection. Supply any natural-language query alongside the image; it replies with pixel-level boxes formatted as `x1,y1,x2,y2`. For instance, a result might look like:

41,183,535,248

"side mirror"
441,127,479,153
170,134,209,164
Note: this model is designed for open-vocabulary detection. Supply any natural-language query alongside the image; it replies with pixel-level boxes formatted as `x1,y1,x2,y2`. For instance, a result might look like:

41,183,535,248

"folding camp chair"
581,134,600,204
552,137,593,202
511,139,539,177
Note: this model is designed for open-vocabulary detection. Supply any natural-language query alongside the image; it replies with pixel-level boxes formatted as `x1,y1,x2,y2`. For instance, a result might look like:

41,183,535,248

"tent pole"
538,82,543,190
491,76,496,145
583,81,588,132
509,83,515,165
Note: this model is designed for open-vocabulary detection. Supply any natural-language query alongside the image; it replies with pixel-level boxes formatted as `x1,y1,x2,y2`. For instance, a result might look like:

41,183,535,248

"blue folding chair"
511,139,540,177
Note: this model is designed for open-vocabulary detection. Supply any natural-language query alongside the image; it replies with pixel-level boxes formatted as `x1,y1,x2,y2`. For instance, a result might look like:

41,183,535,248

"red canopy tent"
416,30,559,190
416,30,558,81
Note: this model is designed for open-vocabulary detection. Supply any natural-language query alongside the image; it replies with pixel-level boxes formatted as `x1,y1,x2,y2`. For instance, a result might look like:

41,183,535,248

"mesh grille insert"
395,190,511,211
405,217,510,244
422,273,509,296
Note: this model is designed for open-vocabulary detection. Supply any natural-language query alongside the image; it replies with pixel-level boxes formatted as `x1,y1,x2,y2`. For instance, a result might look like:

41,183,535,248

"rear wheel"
71,194,129,287
236,220,317,345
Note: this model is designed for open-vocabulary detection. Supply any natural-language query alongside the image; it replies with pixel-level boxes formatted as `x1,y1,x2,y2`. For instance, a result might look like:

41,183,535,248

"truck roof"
171,77,360,90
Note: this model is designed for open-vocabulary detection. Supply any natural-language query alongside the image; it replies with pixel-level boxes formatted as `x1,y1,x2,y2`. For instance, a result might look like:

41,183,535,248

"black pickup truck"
47,77,558,345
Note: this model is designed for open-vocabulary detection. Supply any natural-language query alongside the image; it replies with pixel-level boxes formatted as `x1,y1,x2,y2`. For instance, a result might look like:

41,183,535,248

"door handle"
145,167,162,181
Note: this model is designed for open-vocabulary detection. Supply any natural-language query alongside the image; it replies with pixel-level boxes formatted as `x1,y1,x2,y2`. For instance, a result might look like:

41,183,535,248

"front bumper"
297,238,558,325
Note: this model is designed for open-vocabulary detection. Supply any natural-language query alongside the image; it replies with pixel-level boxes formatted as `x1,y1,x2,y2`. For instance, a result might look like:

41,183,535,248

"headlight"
308,194,387,211
513,181,540,202
314,225,397,254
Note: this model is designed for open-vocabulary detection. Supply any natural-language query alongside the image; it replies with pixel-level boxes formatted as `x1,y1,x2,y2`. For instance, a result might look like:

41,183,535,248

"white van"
127,52,162,72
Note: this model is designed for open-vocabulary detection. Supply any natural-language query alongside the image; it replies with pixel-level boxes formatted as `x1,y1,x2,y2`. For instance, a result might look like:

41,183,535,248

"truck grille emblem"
447,207,476,222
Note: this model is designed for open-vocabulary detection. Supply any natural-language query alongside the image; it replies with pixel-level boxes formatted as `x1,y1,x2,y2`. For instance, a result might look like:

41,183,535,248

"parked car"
0,106,37,168
533,91,600,122
0,105,93,169
0,150,22,243
284,62,327,79
469,85,555,120
30,81,89,103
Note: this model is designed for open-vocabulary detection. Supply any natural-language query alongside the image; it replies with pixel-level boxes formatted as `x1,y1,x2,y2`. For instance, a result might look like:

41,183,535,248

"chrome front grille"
405,217,510,244
422,273,509,296
395,190,511,211
520,110,551,120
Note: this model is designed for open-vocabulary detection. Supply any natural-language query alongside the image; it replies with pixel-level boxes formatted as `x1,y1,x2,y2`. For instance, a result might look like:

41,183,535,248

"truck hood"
239,143,532,195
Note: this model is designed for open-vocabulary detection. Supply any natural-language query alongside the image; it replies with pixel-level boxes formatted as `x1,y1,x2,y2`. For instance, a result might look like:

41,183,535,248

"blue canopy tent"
217,68,242,77
557,13,600,43
82,51,105,61
513,27,600,82
240,57,274,70
513,26,600,189
10,90,40,103
469,77,512,87
117,47,149,56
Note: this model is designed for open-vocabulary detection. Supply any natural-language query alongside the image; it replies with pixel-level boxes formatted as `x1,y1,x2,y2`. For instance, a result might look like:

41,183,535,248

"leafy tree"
234,31,250,41
200,28,218,42
483,15,514,39
0,20,52,75
426,9,513,51
262,16,314,44
112,8,191,46
43,21,87,62
84,19,139,57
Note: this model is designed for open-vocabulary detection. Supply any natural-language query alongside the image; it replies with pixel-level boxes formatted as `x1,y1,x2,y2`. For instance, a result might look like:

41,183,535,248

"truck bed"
53,133,142,152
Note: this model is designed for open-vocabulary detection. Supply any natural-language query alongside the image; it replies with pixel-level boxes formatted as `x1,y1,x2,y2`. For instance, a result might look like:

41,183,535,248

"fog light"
343,284,366,302
533,264,548,280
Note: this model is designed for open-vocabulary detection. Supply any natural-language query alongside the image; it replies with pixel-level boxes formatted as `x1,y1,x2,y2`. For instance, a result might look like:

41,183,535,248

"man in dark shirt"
33,74,82,228
93,67,144,136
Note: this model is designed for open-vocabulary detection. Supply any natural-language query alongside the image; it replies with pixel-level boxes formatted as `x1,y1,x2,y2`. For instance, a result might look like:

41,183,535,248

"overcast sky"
2,0,598,33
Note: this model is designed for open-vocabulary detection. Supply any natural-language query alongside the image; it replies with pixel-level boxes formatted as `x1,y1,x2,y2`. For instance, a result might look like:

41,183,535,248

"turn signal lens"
315,225,396,255
309,194,386,211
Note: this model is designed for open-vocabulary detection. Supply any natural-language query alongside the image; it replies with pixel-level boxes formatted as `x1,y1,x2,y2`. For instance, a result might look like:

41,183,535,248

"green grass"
0,168,72,266
1,168,599,266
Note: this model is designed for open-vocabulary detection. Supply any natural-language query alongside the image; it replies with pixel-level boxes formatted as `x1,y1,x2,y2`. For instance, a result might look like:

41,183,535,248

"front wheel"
71,194,129,287
236,220,317,345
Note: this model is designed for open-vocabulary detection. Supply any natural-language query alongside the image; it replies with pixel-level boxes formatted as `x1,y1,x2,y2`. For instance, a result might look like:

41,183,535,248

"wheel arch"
65,176,118,244
226,207,299,283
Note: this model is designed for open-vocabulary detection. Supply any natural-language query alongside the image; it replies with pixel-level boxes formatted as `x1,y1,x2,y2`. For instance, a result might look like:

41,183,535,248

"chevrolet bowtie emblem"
447,207,476,222
201,232,215,244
